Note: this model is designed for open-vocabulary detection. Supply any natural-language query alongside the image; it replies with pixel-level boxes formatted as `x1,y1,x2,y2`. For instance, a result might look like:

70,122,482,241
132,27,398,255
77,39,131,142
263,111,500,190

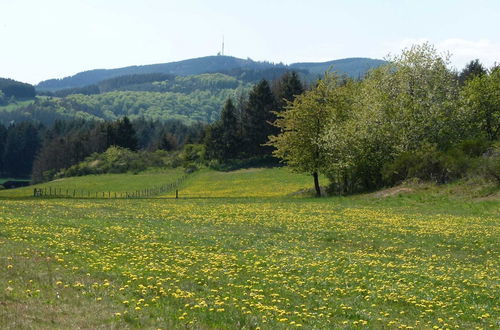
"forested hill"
291,57,387,77
36,56,385,91
0,78,36,99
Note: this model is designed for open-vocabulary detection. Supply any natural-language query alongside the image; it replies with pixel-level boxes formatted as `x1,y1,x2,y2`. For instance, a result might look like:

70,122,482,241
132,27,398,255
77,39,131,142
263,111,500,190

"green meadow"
0,168,498,329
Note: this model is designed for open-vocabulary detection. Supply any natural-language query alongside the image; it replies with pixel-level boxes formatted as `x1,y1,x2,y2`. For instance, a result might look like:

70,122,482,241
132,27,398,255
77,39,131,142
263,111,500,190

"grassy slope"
0,168,498,329
0,169,184,198
174,167,320,198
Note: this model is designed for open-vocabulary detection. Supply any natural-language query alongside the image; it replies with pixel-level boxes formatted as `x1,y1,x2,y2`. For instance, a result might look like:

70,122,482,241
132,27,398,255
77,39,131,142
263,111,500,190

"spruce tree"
204,98,242,162
242,79,276,157
459,59,486,85
273,71,305,110
106,117,138,151
219,99,241,160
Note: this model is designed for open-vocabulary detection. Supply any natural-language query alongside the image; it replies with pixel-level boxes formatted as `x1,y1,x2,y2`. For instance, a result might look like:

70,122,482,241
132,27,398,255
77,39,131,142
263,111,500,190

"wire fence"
32,174,188,199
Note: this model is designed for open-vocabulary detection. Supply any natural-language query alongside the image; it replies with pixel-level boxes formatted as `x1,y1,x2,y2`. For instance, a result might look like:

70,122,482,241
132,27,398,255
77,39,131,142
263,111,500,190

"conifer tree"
242,79,276,157
459,59,486,85
205,98,242,161
106,116,138,151
219,99,241,160
273,71,305,110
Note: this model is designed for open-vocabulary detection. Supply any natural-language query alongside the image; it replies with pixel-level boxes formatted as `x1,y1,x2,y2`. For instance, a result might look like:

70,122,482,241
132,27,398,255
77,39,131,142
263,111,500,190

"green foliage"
270,76,335,174
179,144,205,169
36,55,384,91
2,122,41,177
460,67,500,140
272,71,305,110
243,80,277,157
382,143,464,184
0,88,248,125
0,77,35,99
106,116,138,151
458,59,487,85
205,99,241,161
272,43,499,194
57,146,171,178
472,142,500,184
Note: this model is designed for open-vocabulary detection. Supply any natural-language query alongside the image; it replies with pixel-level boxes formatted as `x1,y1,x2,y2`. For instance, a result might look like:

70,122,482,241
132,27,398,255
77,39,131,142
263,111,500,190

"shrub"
56,146,171,178
382,143,473,185
472,142,500,184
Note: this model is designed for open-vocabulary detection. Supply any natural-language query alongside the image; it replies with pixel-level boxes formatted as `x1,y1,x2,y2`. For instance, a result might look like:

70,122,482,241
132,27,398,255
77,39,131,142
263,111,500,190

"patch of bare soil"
224,168,265,174
373,186,414,197
473,192,500,202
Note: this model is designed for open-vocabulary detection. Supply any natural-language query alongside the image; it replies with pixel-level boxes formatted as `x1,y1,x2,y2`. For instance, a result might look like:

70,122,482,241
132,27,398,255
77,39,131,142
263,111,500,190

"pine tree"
219,99,241,160
242,79,276,157
459,59,486,85
2,122,41,177
204,98,242,162
106,116,138,151
273,71,305,110
0,124,6,174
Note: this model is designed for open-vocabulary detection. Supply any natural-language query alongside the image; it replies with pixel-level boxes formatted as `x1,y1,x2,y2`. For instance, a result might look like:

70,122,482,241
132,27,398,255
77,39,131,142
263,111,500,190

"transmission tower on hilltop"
218,36,225,56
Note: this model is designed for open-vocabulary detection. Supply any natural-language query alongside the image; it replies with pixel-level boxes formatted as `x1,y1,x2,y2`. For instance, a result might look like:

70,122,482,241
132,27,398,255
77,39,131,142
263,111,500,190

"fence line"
33,174,188,199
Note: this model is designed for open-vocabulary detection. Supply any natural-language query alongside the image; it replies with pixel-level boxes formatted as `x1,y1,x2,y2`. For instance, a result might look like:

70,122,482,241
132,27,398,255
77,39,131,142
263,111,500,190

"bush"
56,146,171,178
381,140,499,186
382,143,472,185
179,144,205,166
471,142,500,184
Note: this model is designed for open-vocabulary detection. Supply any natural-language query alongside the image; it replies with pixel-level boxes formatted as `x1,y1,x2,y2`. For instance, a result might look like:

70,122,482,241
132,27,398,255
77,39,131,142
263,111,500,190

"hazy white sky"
1,0,499,84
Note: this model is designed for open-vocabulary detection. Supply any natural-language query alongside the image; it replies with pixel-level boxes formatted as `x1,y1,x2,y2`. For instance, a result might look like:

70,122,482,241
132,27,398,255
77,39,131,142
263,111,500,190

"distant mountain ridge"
36,56,385,91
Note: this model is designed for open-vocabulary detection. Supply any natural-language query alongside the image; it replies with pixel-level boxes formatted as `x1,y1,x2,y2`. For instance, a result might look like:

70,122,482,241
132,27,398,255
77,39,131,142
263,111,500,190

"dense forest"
0,117,205,181
0,56,384,126
0,78,36,103
0,73,250,125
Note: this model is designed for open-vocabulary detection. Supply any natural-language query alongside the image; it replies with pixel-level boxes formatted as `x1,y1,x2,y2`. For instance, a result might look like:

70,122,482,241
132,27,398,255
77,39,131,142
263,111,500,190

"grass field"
173,167,322,198
0,168,498,329
0,169,184,198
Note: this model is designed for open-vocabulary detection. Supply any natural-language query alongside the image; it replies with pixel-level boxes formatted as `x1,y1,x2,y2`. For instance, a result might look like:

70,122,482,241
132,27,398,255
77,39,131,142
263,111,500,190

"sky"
1,0,499,84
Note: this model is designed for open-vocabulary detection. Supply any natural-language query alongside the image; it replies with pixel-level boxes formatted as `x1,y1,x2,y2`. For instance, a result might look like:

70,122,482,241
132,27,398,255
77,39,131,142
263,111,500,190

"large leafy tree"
461,67,500,140
322,43,463,193
268,74,339,197
359,43,461,153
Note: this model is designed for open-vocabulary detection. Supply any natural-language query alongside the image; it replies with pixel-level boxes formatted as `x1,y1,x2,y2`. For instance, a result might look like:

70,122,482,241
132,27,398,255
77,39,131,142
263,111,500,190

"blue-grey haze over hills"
36,56,385,91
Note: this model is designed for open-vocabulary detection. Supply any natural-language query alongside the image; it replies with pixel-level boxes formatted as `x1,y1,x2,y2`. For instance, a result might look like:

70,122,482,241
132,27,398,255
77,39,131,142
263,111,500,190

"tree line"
0,117,205,181
268,44,499,196
203,71,304,166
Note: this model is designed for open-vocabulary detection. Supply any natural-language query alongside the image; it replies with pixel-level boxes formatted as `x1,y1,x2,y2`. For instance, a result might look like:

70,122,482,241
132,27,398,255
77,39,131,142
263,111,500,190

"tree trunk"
313,171,321,197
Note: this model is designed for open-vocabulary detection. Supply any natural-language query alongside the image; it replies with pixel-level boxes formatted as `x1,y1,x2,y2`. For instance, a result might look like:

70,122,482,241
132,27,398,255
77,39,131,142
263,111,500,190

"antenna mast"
222,35,225,56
